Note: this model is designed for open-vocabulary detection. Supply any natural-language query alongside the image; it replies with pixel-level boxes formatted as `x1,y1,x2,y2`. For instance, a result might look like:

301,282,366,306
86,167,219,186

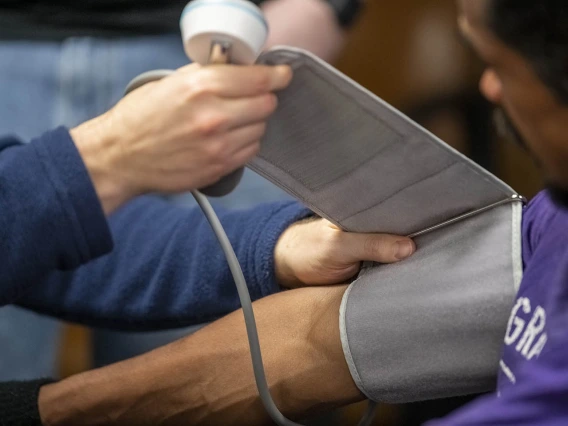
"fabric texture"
251,48,531,404
17,196,311,330
0,131,311,330
0,379,54,426
427,192,568,425
340,202,521,403
0,128,113,306
254,48,517,235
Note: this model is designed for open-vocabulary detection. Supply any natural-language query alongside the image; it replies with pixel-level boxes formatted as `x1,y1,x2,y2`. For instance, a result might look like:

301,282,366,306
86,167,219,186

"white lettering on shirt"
527,333,548,360
504,297,531,346
503,297,548,361
517,306,546,356
499,360,517,384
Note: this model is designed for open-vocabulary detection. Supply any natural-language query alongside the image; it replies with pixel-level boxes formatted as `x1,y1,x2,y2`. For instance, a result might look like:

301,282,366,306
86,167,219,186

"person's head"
458,0,568,206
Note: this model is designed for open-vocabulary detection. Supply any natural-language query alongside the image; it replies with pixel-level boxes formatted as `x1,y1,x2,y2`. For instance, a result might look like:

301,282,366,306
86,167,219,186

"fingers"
221,94,278,130
224,122,266,155
226,140,262,170
165,122,264,176
193,65,293,98
337,227,416,264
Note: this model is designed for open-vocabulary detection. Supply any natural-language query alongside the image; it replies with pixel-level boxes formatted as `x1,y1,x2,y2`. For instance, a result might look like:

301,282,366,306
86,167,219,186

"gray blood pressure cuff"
252,47,523,403
340,201,522,403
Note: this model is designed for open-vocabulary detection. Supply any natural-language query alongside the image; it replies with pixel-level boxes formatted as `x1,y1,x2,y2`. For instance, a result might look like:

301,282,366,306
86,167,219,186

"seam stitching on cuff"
339,281,373,400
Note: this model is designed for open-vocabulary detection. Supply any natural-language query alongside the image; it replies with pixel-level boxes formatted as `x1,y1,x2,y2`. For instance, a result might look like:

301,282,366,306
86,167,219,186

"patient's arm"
39,285,360,426
40,200,518,425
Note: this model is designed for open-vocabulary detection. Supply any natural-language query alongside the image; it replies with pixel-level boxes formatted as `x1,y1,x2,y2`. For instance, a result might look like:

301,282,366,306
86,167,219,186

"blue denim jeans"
0,35,292,378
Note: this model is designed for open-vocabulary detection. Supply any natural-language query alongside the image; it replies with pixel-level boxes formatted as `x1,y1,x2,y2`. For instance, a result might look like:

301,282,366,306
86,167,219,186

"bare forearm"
184,285,363,423
39,285,360,425
262,0,346,62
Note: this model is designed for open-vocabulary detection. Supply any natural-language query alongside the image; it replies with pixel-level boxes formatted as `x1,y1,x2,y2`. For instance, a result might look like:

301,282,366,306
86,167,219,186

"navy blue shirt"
0,127,310,330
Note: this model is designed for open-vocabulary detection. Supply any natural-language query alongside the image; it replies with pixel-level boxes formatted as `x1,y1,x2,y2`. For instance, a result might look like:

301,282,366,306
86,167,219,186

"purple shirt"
429,191,568,425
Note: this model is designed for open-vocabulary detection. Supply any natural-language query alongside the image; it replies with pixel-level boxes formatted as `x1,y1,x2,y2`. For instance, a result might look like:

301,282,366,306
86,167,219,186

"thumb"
340,232,416,264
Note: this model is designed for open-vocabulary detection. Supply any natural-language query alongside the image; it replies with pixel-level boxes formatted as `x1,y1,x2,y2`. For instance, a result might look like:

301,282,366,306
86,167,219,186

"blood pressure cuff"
340,201,522,402
251,47,523,402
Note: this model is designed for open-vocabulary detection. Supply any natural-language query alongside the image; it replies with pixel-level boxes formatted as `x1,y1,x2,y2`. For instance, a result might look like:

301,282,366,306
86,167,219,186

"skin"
7,0,386,422
68,0,350,215
73,63,292,215
75,0,350,216
38,228,412,424
70,62,415,289
37,39,415,423
39,286,354,426
37,212,415,424
41,1,568,424
458,0,568,191
261,0,346,62
275,218,414,288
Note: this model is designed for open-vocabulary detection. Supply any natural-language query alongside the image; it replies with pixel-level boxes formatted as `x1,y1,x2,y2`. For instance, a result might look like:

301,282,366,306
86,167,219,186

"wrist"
38,287,362,426
38,371,136,425
274,218,315,289
70,113,138,215
274,238,301,289
38,344,195,426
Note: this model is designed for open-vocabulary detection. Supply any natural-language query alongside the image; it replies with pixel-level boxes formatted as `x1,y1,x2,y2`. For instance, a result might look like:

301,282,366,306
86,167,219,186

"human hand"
71,63,292,214
274,218,415,288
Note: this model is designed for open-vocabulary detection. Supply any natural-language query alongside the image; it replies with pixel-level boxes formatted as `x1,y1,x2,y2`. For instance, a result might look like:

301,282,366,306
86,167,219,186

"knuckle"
322,227,342,252
196,113,228,136
252,71,272,93
364,236,389,258
261,93,278,113
205,140,226,162
186,70,216,99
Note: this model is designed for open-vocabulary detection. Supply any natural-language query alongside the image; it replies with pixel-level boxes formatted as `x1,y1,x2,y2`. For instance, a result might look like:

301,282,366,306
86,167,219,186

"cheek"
490,58,568,187
501,94,540,148
501,90,568,185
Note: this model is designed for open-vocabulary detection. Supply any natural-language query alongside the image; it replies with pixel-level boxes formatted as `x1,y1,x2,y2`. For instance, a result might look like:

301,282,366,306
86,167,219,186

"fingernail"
275,65,293,82
395,241,414,260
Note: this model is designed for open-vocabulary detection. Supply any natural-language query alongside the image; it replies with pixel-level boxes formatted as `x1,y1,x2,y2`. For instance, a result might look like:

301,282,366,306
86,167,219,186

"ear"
480,69,503,104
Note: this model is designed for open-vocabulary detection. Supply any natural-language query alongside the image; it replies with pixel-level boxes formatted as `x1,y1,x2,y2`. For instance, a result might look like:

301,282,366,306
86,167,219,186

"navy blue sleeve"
1,127,311,330
0,128,113,305
17,196,312,330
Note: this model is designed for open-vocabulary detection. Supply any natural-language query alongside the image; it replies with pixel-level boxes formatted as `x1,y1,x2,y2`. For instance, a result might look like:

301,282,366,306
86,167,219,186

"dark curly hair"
488,0,568,104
